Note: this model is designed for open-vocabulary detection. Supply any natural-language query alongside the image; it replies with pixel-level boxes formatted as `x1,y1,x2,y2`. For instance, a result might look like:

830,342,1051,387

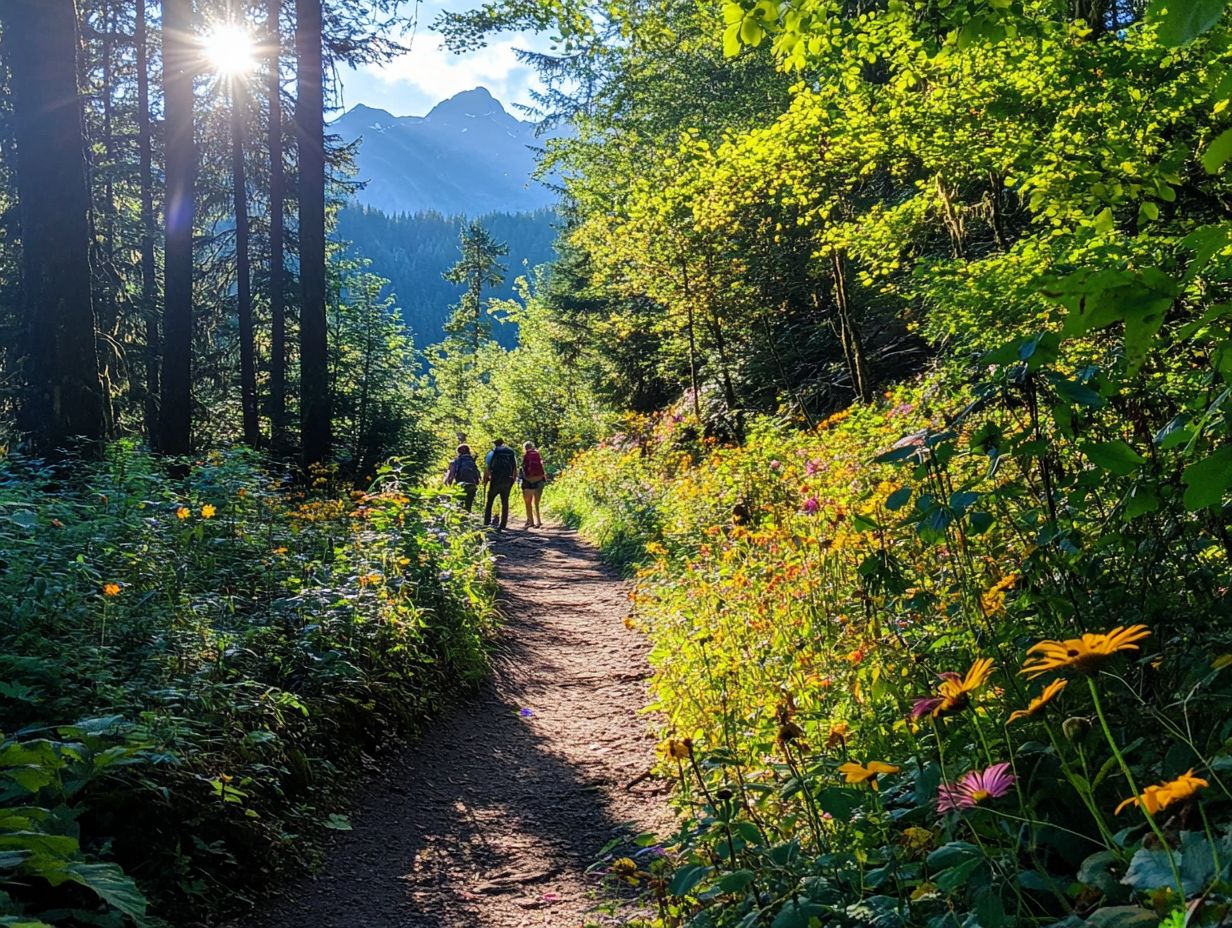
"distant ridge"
331,87,556,216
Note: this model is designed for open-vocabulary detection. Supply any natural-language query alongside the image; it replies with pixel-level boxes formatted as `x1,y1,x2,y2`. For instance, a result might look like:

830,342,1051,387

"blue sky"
335,0,547,117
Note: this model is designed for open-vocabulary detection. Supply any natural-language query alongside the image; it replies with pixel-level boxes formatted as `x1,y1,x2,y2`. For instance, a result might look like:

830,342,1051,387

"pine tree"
442,221,509,354
0,0,108,454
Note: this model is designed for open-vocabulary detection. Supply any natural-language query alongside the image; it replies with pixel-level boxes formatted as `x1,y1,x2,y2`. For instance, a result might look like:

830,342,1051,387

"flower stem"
1087,676,1184,899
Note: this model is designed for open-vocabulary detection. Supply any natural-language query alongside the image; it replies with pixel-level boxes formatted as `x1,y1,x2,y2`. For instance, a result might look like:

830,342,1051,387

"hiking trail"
242,524,671,928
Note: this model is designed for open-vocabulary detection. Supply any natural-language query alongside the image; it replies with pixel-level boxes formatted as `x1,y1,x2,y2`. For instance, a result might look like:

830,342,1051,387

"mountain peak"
427,87,507,121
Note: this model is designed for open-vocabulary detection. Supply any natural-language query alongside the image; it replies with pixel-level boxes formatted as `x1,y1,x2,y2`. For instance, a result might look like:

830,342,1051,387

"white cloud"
361,33,546,115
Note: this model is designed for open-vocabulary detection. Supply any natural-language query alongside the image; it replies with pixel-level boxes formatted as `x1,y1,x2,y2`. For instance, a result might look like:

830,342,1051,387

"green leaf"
1147,0,1227,46
771,897,825,928
668,864,710,896
886,487,912,511
815,787,862,823
1082,440,1145,476
323,813,352,831
1182,445,1232,509
717,869,755,892
1085,907,1159,928
63,861,150,923
1202,127,1232,174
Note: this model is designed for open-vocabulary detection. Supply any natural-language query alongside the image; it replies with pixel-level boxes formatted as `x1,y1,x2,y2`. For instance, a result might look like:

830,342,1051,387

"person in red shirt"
520,442,547,529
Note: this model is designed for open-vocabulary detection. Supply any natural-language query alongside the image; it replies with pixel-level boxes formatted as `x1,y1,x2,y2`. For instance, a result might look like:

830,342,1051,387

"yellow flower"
201,504,217,519
1021,626,1151,679
981,574,1019,616
103,582,121,597
1116,769,1208,816
176,506,191,520
610,857,641,884
901,826,934,853
273,546,289,555
912,658,995,720
662,739,691,760
826,721,851,749
838,760,900,789
1008,679,1067,724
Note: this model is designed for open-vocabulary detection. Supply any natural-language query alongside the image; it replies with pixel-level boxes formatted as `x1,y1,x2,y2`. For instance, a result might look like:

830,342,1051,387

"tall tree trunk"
295,0,331,465
136,0,160,443
0,0,108,454
159,0,196,454
267,0,288,451
231,79,260,447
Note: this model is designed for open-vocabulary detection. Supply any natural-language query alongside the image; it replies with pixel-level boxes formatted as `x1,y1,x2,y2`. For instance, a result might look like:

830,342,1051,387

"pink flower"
937,763,1016,813
770,459,782,471
802,497,820,515
805,459,824,476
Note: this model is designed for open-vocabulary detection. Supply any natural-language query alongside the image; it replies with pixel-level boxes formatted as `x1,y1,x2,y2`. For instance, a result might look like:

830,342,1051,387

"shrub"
0,443,497,925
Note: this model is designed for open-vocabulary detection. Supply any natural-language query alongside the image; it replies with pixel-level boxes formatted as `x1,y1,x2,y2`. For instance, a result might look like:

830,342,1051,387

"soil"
239,523,672,928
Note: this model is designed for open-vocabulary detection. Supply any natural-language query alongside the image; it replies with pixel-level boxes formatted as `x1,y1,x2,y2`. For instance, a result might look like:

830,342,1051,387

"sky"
335,0,548,118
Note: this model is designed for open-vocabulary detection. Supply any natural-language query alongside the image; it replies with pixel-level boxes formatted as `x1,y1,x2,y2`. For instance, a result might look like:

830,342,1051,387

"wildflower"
910,657,995,720
838,760,900,789
901,826,933,853
826,721,850,749
663,739,690,760
610,858,640,883
1021,625,1151,679
273,546,289,555
980,574,1019,615
201,504,217,519
103,582,121,597
1008,679,1067,724
777,720,805,745
937,763,1016,813
519,708,535,718
1116,769,1209,816
802,497,820,515
176,506,191,520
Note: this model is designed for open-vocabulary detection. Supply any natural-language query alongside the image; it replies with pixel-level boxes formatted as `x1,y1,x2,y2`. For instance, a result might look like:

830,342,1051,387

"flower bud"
1062,716,1091,742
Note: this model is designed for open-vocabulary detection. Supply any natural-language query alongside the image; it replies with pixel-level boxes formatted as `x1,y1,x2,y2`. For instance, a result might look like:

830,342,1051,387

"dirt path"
243,524,671,928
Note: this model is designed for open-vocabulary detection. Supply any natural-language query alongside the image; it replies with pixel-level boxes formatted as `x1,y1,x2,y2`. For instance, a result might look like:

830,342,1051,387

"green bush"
0,443,497,925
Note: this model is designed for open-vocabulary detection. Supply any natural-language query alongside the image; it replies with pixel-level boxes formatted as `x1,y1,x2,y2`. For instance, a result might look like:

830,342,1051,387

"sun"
202,23,257,77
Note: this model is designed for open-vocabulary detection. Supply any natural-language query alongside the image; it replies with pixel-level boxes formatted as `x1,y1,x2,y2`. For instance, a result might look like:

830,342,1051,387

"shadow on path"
240,523,669,928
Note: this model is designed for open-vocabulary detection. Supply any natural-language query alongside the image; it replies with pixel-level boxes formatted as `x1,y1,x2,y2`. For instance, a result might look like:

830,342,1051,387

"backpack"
489,445,517,483
455,454,481,486
522,449,546,482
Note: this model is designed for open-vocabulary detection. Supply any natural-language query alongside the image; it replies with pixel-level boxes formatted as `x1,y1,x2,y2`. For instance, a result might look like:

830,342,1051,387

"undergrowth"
556,351,1232,927
0,443,497,926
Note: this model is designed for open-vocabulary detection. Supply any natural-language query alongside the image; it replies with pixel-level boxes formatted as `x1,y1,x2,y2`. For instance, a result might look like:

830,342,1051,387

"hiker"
443,443,481,512
483,438,519,530
520,441,547,529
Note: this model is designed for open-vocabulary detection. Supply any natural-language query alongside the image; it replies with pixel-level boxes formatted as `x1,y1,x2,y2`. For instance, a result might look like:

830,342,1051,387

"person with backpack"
520,441,547,529
483,438,519,530
443,443,481,512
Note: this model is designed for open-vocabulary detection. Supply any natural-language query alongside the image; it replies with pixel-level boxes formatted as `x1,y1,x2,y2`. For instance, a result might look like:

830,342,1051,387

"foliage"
336,206,558,349
557,340,1232,925
0,444,497,924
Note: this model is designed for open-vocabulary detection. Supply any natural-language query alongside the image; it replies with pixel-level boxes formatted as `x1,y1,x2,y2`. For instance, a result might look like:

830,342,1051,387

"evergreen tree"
0,0,108,454
442,221,509,354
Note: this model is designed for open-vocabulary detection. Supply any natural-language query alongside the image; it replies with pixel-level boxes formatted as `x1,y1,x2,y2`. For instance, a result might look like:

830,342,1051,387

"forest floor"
238,523,672,928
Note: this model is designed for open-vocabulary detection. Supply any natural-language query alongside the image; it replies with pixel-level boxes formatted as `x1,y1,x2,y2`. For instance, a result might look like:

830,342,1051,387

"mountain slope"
331,88,556,216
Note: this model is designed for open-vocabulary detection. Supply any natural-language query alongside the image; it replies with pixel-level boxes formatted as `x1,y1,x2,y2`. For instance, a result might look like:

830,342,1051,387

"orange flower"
826,721,851,749
1021,626,1151,679
839,760,899,789
981,574,1019,615
176,506,191,520
1116,769,1208,816
1008,679,1067,724
103,582,121,597
911,658,995,719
